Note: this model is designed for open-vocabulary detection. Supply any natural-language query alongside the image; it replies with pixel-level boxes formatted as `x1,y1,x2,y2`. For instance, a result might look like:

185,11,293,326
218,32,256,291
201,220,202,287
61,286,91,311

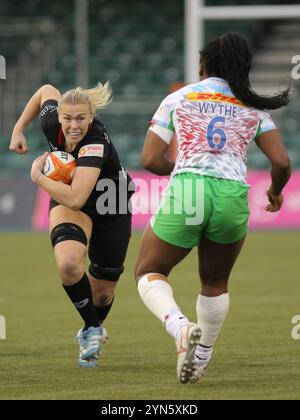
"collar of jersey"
201,77,228,85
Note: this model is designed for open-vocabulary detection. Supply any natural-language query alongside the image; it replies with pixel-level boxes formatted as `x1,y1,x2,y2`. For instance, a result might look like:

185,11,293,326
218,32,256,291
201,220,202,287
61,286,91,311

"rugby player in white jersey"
135,32,292,384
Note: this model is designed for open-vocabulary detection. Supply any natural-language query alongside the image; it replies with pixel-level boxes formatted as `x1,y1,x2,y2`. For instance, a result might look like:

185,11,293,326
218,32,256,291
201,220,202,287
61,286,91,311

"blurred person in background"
135,32,292,384
10,82,133,367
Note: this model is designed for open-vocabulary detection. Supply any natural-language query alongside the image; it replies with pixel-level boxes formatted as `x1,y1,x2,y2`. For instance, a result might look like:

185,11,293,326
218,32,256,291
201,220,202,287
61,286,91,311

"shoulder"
256,109,271,119
255,109,275,127
159,83,197,107
78,119,111,160
252,109,276,137
91,118,110,138
39,99,59,141
39,100,58,119
156,83,204,114
80,118,110,145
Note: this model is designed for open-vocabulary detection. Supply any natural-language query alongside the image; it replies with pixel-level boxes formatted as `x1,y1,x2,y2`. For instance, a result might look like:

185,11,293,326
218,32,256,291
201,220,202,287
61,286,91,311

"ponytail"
200,32,292,110
58,81,112,115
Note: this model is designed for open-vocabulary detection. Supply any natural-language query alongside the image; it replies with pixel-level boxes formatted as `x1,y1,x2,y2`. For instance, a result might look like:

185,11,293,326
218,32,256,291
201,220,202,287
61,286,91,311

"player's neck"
65,141,77,153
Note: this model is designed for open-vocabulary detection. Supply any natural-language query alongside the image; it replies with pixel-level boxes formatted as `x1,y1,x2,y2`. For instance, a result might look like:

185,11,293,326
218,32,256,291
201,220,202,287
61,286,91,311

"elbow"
272,156,291,172
41,83,55,90
69,205,81,212
39,84,61,106
68,198,84,212
141,155,150,170
141,154,155,171
142,162,153,172
40,84,57,96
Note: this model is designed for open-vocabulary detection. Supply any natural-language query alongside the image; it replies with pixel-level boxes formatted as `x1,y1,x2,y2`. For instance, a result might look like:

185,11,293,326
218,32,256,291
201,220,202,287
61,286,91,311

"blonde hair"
58,81,112,115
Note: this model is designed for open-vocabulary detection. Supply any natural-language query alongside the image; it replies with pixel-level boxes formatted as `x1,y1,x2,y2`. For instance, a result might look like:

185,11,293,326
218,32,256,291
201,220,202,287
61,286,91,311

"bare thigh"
49,205,93,238
135,224,192,281
198,236,246,296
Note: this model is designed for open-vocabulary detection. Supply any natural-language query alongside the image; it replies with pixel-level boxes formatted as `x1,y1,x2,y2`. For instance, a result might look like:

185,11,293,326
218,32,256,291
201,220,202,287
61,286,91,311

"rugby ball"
43,151,76,184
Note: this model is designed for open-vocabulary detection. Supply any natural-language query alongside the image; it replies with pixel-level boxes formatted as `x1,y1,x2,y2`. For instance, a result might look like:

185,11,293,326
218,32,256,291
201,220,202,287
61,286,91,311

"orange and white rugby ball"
43,151,76,184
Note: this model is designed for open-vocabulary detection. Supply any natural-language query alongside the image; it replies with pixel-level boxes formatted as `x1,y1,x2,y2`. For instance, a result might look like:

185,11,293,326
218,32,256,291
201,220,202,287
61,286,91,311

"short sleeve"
77,140,110,169
151,97,176,132
255,112,277,139
39,100,60,143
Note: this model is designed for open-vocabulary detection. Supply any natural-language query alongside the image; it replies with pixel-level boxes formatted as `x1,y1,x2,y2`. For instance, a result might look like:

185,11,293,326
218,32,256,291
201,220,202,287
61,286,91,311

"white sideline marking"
0,316,6,339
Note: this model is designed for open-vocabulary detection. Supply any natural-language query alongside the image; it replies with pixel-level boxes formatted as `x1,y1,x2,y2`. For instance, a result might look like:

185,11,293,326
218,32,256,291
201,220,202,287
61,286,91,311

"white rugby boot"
76,325,108,367
176,323,202,384
100,326,109,344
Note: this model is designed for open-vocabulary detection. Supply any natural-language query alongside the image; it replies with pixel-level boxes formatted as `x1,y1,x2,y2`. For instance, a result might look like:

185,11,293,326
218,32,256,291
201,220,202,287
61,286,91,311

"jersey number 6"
207,116,227,150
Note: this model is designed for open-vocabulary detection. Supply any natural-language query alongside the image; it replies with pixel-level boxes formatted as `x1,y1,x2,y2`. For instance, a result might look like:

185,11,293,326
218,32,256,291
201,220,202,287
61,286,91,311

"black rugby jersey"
39,100,133,217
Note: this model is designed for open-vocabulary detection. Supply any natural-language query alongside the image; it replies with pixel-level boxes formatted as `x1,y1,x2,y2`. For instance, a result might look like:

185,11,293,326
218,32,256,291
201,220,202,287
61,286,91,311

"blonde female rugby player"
10,82,133,367
135,32,292,384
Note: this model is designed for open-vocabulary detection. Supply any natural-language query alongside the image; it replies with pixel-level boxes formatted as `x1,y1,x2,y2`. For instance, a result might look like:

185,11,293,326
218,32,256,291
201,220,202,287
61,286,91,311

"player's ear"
200,63,209,81
199,63,204,78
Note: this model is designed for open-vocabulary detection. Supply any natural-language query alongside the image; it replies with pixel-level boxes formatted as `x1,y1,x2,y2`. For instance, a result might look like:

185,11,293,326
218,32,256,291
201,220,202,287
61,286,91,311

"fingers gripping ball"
43,151,76,184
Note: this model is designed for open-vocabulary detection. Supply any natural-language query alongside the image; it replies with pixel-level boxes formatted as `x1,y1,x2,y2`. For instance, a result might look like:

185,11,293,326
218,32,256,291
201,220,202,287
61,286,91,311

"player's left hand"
265,188,284,212
31,152,49,183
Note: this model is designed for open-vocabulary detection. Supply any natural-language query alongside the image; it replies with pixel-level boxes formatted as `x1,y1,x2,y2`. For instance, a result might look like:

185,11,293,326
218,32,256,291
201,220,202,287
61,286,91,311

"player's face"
58,103,93,143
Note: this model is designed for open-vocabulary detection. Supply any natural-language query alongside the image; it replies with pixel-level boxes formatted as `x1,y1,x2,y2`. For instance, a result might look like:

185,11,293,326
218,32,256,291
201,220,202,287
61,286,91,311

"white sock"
195,344,213,364
137,274,186,336
196,294,230,347
164,307,189,341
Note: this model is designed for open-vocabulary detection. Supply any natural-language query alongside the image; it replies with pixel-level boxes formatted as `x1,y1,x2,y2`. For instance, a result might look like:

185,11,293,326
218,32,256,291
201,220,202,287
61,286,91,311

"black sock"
95,297,115,324
63,273,99,330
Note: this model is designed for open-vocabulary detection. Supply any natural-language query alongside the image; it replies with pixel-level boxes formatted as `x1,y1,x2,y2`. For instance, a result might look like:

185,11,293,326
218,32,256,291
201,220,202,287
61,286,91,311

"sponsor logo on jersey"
79,144,104,158
187,92,245,107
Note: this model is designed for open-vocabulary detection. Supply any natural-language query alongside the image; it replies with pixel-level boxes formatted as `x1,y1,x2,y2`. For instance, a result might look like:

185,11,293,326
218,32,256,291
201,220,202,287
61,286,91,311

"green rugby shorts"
151,173,249,248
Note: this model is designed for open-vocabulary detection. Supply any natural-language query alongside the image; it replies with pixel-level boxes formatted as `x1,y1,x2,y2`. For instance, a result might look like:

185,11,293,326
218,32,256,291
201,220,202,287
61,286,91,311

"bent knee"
134,263,143,282
135,262,169,283
93,292,114,307
91,282,116,306
56,256,85,282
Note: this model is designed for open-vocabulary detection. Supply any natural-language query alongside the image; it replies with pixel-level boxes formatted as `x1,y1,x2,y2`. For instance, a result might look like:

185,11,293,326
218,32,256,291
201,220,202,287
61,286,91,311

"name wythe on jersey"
198,102,238,118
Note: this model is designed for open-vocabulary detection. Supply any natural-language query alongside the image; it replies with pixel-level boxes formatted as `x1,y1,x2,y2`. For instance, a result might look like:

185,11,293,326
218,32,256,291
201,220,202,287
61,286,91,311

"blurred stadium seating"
0,0,299,172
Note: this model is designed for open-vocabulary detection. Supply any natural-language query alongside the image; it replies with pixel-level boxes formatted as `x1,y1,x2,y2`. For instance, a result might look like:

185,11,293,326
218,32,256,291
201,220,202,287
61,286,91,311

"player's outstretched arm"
10,84,61,154
256,129,291,212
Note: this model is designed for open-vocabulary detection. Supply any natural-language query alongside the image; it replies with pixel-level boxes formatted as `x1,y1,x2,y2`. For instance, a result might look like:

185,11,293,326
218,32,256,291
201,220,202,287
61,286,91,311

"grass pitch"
0,231,299,400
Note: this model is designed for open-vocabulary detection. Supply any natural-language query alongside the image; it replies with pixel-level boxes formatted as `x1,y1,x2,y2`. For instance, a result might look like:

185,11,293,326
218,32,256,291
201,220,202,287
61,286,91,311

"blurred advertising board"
0,177,37,230
29,171,300,232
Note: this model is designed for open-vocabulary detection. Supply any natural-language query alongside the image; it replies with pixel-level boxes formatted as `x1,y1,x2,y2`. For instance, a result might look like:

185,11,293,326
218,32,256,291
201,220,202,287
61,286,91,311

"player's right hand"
9,131,28,154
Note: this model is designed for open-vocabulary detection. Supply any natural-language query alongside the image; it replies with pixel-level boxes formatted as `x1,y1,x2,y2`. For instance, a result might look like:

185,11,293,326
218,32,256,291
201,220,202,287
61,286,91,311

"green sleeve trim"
168,110,175,131
255,121,263,139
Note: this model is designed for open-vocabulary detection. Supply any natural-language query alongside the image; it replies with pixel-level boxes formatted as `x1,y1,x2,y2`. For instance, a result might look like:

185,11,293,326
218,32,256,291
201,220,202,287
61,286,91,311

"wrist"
269,186,282,197
34,172,45,185
13,123,25,134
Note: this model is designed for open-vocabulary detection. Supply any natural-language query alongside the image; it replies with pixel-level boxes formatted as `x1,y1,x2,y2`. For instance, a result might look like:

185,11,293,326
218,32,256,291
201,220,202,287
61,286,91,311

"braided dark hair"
200,32,292,110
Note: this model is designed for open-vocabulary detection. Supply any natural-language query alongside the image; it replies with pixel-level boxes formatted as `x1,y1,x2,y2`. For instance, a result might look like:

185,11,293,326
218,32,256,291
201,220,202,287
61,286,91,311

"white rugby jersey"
151,77,276,184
